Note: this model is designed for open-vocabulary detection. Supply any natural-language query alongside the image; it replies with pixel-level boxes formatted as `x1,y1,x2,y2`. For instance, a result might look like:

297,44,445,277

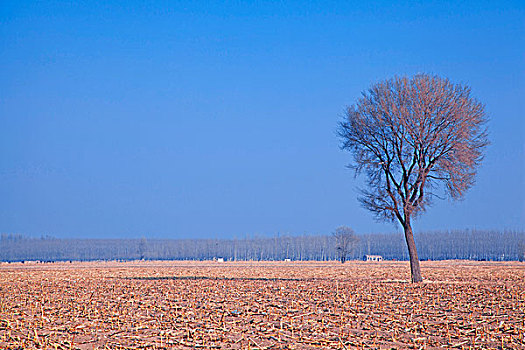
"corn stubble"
0,261,523,349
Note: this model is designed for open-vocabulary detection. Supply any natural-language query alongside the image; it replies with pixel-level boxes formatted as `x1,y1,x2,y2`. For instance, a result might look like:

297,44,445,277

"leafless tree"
518,241,525,262
338,74,489,282
332,226,359,263
138,237,148,260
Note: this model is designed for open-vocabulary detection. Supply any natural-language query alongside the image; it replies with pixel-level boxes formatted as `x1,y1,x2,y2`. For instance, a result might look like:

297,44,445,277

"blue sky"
1,1,524,238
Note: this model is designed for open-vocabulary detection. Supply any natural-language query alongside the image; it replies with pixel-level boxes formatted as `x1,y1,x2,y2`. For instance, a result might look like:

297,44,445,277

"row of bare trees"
1,230,522,262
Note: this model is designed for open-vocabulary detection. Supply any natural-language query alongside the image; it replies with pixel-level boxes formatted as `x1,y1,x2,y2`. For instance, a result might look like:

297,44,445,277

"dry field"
0,260,523,349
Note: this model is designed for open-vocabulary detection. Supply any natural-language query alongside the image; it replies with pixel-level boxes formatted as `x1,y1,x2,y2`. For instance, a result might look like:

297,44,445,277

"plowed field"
0,260,523,349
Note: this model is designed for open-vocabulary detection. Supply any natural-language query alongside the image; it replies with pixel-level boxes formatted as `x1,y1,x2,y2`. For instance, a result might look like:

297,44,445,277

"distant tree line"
0,230,523,262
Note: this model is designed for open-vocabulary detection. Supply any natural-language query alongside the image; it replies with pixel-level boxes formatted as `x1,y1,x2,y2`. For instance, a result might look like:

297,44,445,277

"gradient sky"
1,1,524,239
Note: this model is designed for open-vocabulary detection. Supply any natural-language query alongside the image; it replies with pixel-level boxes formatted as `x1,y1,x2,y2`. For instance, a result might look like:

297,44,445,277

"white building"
364,255,383,262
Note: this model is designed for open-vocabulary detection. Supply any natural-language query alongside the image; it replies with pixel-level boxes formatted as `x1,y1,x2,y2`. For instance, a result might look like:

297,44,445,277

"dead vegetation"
0,260,523,349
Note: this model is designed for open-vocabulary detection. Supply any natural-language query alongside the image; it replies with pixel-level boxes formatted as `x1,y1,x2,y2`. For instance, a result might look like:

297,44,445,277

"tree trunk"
403,221,423,283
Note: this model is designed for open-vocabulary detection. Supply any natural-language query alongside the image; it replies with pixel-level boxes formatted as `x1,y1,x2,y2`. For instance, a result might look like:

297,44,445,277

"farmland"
0,261,523,349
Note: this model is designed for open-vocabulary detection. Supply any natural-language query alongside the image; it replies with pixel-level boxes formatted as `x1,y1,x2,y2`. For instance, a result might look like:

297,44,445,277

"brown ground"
0,260,523,349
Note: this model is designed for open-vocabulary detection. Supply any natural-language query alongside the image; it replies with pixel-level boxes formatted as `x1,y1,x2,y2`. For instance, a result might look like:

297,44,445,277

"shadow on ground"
124,276,306,282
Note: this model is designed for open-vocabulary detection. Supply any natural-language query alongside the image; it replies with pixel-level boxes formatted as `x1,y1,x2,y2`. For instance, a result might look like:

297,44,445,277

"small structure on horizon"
364,255,383,262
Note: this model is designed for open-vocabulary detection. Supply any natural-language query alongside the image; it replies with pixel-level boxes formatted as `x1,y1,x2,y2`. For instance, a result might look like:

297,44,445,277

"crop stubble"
0,261,523,349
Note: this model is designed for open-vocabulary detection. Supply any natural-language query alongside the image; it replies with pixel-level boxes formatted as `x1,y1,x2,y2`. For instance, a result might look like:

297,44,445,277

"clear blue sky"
1,1,524,239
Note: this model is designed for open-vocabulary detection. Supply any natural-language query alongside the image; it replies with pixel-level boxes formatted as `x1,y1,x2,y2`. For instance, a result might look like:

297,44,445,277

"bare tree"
338,74,488,282
518,241,525,262
332,226,358,263
138,237,148,260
